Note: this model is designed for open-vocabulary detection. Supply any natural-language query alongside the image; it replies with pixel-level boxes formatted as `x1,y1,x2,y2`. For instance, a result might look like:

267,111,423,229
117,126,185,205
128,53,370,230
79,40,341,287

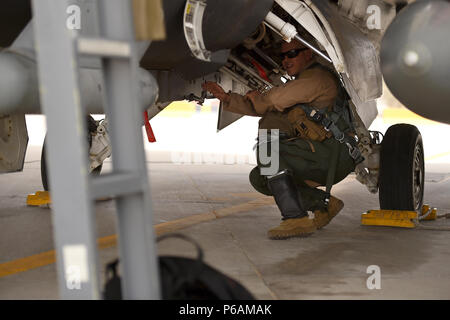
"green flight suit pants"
249,136,355,211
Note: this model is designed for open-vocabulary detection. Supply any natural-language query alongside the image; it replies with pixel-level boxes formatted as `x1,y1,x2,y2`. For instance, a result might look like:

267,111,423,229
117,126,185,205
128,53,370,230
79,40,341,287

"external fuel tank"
140,0,274,79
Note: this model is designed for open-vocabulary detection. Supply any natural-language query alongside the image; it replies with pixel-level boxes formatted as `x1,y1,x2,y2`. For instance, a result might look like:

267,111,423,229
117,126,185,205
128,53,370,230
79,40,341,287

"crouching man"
203,40,356,239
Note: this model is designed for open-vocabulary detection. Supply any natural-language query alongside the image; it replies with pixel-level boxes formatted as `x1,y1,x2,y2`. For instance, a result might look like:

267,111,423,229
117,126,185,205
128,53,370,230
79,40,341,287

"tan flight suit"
223,62,355,211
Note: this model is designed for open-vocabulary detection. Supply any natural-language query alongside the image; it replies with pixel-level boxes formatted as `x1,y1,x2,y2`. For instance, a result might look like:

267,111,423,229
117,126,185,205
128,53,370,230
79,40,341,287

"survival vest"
287,63,364,164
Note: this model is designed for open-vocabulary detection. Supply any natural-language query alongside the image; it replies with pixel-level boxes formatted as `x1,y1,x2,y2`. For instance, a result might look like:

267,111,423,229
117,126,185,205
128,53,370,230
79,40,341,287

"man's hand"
202,82,230,103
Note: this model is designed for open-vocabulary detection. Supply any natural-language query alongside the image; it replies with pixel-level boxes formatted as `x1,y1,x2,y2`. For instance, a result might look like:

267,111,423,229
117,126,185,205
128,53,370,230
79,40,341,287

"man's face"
281,41,312,77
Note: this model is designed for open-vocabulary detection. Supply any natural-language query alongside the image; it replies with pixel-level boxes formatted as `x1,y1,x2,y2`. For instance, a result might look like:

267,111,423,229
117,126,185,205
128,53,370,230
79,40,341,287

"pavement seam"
227,228,279,300
0,194,273,279
176,178,278,299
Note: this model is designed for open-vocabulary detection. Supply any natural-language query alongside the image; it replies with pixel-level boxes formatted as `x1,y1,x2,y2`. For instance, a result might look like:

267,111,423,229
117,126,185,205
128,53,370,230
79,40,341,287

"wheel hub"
413,144,424,210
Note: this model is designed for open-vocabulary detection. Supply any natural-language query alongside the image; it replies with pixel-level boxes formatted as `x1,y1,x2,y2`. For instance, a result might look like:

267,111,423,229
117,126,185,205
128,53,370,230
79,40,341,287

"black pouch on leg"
267,169,308,220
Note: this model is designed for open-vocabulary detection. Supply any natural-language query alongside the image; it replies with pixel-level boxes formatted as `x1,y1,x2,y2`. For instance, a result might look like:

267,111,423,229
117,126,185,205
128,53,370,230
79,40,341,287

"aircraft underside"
2,0,445,213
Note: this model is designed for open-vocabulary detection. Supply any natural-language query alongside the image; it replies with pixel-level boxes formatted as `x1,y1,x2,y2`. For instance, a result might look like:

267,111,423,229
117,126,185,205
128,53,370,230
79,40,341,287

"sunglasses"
280,48,308,59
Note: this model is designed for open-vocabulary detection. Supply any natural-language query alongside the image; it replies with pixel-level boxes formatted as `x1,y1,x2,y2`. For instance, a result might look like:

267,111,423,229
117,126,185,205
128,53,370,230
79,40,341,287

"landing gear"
40,115,107,191
378,124,425,211
40,142,102,191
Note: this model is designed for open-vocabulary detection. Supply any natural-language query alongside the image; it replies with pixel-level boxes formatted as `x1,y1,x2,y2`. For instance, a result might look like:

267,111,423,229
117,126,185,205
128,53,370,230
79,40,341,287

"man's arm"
212,74,322,115
203,68,335,115
254,68,333,112
202,82,259,116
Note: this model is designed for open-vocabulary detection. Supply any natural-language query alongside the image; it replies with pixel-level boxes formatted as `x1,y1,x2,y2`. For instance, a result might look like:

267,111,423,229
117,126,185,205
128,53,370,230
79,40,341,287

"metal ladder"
31,0,160,299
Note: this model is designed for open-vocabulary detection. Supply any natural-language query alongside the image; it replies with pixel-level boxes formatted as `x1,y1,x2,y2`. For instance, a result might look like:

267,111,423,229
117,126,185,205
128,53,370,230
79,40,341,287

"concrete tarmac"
1,107,450,299
0,147,449,299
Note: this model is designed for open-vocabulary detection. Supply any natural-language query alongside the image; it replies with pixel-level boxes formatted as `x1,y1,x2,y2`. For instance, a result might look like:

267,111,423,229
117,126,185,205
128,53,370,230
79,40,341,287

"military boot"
266,170,316,239
313,196,344,229
267,217,316,239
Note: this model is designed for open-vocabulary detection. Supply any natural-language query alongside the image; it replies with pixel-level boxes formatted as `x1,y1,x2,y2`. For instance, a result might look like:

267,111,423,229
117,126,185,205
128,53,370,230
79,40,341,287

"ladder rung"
77,38,131,58
90,172,143,199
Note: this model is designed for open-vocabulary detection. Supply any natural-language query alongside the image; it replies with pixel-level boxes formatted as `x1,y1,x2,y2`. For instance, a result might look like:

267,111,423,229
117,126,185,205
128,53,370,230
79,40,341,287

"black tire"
40,140,49,191
379,124,425,211
41,138,102,191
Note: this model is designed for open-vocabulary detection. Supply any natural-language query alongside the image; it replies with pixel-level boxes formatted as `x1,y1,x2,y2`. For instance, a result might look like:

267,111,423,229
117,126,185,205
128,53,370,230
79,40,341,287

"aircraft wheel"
378,124,425,211
41,115,102,191
40,139,102,191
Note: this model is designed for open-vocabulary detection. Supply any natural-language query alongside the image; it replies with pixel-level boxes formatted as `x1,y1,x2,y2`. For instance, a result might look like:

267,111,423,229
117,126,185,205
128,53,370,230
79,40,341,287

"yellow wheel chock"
26,191,51,207
27,191,112,206
361,205,438,228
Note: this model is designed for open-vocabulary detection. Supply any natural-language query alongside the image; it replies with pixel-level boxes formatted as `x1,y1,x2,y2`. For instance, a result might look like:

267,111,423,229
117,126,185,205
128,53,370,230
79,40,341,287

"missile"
0,51,158,115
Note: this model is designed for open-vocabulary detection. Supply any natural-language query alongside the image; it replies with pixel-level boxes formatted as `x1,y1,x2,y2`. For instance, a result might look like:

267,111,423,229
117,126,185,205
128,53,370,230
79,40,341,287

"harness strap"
324,140,340,206
296,103,364,164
